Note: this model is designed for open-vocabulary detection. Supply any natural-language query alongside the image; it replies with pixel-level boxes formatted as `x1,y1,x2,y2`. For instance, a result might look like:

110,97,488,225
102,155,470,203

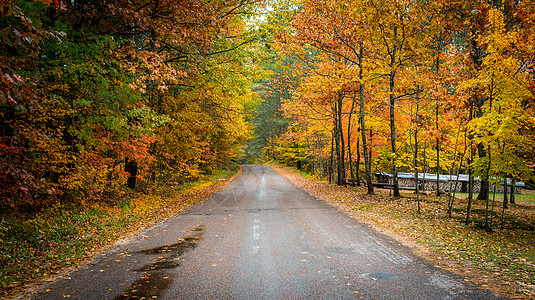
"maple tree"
2,0,534,228
265,0,534,216
461,6,535,230
271,0,448,194
1,0,264,211
1,1,535,296
272,0,377,188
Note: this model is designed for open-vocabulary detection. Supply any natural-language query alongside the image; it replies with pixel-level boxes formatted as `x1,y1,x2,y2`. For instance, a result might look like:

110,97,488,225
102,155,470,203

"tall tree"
367,0,440,197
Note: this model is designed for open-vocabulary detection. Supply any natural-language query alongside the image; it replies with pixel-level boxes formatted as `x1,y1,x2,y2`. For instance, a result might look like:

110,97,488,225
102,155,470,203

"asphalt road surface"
32,165,505,299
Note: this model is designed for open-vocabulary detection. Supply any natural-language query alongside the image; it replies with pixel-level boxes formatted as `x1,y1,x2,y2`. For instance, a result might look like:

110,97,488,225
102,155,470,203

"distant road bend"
33,165,505,299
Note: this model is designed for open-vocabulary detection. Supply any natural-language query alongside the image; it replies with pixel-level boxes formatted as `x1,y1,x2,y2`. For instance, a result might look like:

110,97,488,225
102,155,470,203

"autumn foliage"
1,0,263,211
265,0,535,203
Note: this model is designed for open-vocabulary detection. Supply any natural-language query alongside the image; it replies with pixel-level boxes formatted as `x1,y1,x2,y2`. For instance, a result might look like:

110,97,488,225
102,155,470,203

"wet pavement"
31,165,506,299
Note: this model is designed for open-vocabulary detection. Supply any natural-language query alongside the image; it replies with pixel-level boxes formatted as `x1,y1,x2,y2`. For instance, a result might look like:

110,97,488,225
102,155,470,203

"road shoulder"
268,163,531,299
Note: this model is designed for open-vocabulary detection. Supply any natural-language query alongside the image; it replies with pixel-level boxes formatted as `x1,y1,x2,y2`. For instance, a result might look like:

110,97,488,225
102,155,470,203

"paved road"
32,165,504,299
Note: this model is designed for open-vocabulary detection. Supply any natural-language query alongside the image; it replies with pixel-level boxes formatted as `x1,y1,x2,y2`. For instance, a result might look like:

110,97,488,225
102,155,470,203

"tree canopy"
1,0,265,210
259,0,535,204
2,0,534,216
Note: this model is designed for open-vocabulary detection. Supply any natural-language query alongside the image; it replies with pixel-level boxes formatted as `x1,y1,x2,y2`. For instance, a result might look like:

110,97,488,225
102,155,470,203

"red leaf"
7,93,16,104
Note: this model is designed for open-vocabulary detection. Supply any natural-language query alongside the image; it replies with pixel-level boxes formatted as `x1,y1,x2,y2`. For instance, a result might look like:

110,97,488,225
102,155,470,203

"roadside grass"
270,164,535,299
454,190,535,206
0,165,240,297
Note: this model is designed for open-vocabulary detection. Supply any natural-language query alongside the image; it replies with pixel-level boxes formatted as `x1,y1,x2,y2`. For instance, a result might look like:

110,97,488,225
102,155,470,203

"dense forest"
1,0,266,212
1,0,534,296
252,0,535,204
3,0,534,213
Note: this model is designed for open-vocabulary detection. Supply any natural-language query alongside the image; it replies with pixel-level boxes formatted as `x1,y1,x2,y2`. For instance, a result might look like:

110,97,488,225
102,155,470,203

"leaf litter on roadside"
270,164,534,299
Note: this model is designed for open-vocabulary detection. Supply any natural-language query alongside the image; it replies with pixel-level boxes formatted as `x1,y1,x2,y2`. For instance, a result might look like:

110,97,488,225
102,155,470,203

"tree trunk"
320,136,324,180
468,103,474,201
313,137,318,177
389,28,400,197
466,141,475,224
471,31,490,202
436,103,441,196
340,94,346,186
369,129,373,178
510,178,516,204
422,143,427,191
356,132,361,186
477,142,490,200
410,101,420,214
334,101,340,185
436,138,441,196
468,143,474,200
348,139,354,186
488,183,497,232
125,158,138,190
334,92,346,186
503,177,509,209
348,93,357,187
329,134,334,184
465,187,473,225
484,145,492,231
501,176,509,227
358,42,374,194
466,103,475,224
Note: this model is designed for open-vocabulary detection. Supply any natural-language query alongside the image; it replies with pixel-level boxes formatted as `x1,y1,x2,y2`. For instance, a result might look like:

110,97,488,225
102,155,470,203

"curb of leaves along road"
268,163,532,300
8,166,242,300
